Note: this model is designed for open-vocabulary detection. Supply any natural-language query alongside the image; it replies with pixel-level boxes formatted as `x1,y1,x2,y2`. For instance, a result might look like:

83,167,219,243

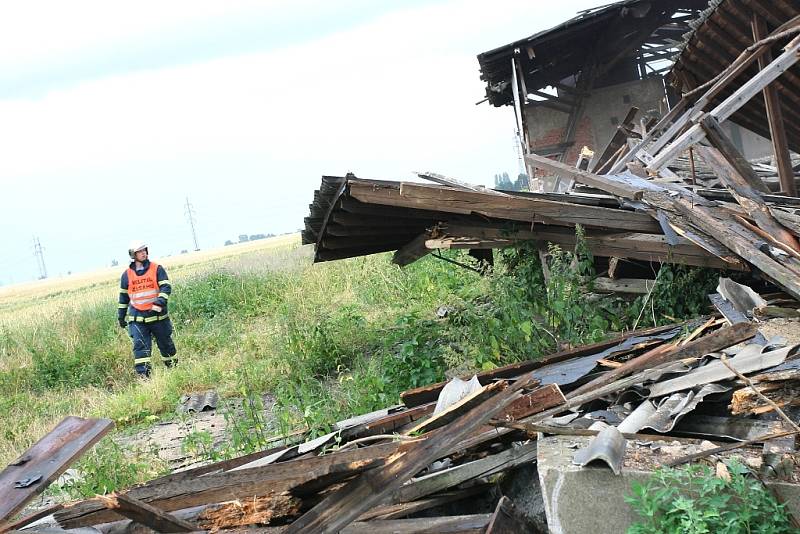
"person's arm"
117,272,129,327
152,265,171,312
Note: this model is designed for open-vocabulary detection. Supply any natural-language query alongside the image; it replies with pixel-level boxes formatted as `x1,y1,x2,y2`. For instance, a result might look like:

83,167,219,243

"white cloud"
0,0,600,282
0,0,538,180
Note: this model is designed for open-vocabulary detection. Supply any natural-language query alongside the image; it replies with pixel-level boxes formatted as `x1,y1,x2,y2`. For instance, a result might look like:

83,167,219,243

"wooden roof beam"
752,13,797,196
648,34,800,172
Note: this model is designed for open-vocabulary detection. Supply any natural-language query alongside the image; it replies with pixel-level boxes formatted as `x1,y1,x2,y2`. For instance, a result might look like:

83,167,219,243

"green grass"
626,460,794,533
0,235,722,497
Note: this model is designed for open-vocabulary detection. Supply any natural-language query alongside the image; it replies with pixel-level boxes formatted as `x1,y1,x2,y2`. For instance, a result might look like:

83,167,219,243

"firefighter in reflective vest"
117,240,177,376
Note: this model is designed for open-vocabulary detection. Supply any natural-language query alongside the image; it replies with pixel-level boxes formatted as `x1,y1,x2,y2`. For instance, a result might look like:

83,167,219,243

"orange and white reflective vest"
127,262,160,311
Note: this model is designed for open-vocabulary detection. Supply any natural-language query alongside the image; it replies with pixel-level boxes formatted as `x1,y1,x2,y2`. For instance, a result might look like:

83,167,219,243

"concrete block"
537,435,800,534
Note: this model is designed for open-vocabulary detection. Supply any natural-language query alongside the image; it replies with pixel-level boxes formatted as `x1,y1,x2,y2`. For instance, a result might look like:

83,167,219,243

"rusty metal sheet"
0,416,113,522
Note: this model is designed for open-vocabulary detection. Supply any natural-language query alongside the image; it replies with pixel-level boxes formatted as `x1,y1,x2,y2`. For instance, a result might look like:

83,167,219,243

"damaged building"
477,0,778,191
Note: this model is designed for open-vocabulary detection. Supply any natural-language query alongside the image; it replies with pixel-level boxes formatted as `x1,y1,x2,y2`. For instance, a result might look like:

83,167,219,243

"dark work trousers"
128,319,178,376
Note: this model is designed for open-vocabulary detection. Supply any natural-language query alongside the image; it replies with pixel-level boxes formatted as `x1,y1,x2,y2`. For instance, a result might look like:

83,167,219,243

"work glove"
118,317,127,329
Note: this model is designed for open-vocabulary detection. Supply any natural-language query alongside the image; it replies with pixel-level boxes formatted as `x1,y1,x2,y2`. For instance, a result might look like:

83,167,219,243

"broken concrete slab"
537,434,800,534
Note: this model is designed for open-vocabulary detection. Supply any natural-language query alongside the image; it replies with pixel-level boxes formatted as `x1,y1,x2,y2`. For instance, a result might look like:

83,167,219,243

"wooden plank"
595,143,629,175
774,209,800,237
501,384,566,421
196,492,302,531
55,442,402,528
699,116,770,194
349,181,661,232
341,403,435,441
390,442,538,505
400,323,685,407
592,277,655,294
0,504,63,534
393,233,434,267
568,323,757,399
609,98,688,174
98,493,196,532
426,237,513,250
416,172,508,196
670,198,800,300
202,515,493,534
642,20,800,176
525,153,645,200
0,417,113,522
486,496,532,534
358,486,488,521
406,381,506,435
435,223,744,270
590,107,639,173
648,34,800,171
752,14,797,197
693,142,800,252
341,515,492,534
283,378,536,534
511,57,527,157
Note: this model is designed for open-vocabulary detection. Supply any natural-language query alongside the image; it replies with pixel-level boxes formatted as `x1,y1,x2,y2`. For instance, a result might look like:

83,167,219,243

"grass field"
0,232,718,498
0,234,487,493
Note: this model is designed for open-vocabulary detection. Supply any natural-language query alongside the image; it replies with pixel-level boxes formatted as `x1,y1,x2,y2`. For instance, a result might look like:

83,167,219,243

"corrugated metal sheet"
572,424,627,475
177,391,219,413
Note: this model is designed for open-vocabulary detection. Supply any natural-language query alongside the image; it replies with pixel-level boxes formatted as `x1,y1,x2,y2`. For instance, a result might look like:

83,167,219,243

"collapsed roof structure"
303,0,800,302
477,0,712,176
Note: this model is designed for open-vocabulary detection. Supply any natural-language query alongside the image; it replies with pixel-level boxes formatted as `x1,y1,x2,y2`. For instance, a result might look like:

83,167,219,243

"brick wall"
529,116,594,181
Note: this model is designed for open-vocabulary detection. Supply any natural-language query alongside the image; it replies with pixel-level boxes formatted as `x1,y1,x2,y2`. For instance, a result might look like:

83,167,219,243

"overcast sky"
0,0,602,285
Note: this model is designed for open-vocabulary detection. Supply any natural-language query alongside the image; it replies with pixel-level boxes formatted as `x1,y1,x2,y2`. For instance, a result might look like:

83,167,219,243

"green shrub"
625,264,721,328
626,460,794,534
56,439,167,498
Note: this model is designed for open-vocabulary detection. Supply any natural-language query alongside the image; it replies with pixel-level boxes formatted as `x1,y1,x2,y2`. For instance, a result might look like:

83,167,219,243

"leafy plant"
220,380,277,457
55,439,167,498
626,459,794,533
181,428,217,461
625,264,721,328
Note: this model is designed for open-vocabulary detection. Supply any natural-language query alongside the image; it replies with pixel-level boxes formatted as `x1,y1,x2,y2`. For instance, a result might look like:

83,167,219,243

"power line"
32,236,48,279
184,196,200,251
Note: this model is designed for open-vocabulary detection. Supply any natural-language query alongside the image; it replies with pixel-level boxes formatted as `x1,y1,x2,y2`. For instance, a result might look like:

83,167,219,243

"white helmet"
128,240,148,259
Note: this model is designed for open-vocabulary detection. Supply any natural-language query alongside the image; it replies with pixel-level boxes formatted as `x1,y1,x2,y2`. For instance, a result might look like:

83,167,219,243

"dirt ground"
115,393,278,472
20,393,278,515
759,317,800,347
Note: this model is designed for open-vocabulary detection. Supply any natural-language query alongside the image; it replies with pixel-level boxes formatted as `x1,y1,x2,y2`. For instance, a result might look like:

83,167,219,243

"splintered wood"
198,493,302,531
11,315,797,534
